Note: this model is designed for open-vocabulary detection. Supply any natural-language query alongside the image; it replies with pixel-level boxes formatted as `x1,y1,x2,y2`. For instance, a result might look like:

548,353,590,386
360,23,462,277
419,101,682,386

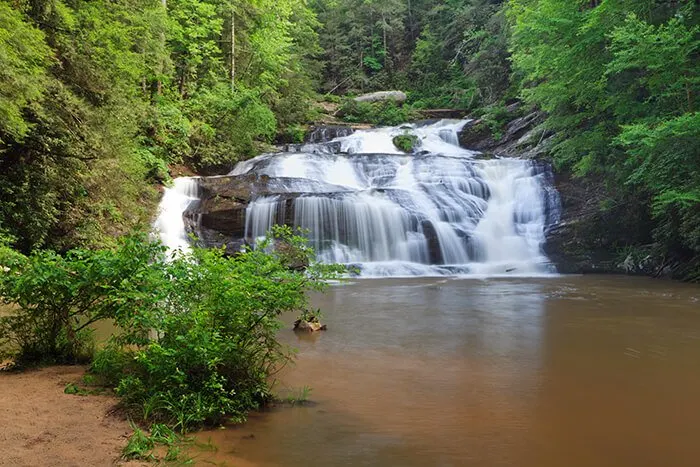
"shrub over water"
1,226,342,431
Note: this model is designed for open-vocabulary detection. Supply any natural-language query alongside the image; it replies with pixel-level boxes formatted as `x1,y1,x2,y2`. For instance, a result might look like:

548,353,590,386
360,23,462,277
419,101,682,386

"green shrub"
392,133,420,153
278,124,307,144
338,99,418,126
91,225,343,431
1,226,341,429
0,234,167,365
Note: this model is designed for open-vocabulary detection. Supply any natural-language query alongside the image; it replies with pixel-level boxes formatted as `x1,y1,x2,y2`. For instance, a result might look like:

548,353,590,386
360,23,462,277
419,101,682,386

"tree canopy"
0,0,698,277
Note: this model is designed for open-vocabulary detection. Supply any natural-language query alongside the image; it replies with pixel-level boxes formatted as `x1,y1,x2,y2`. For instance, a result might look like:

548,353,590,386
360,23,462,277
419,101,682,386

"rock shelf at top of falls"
155,119,562,277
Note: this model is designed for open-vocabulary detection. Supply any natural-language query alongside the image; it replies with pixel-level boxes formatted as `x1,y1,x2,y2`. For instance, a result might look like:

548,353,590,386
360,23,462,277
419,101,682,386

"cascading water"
153,177,200,254
230,120,561,277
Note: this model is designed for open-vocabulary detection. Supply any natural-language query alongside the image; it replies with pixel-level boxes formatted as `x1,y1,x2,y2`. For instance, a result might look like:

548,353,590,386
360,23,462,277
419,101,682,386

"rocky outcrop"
305,125,354,143
354,91,407,104
458,106,552,160
542,157,671,276
542,173,620,274
184,173,351,254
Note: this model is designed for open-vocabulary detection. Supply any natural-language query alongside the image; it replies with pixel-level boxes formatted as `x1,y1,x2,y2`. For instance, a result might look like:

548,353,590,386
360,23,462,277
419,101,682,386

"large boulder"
354,91,407,104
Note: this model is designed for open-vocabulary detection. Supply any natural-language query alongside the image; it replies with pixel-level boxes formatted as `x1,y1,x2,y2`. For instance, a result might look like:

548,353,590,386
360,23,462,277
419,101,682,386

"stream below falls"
190,276,700,467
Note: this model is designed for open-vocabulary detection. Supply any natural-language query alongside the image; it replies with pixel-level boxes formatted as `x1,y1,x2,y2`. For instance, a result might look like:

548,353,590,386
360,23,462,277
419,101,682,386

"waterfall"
153,177,200,254
234,120,561,277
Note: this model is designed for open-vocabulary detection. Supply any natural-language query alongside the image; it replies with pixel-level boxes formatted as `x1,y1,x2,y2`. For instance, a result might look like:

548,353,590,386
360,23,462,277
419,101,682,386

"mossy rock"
393,134,420,153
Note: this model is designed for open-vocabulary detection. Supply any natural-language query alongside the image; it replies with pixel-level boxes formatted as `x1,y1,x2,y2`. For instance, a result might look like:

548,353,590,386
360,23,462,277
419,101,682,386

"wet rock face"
183,174,261,254
457,109,551,159
183,173,350,255
541,171,665,276
305,125,354,144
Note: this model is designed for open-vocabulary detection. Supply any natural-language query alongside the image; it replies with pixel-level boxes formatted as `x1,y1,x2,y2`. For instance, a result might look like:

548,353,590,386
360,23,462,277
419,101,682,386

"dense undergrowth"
0,227,343,433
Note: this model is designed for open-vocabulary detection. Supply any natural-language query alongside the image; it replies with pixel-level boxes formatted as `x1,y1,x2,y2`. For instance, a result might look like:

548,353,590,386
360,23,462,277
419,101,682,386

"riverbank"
0,365,140,467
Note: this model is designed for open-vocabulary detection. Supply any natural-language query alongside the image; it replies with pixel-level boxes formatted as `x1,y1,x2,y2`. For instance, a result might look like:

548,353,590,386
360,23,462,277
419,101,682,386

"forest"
0,0,697,272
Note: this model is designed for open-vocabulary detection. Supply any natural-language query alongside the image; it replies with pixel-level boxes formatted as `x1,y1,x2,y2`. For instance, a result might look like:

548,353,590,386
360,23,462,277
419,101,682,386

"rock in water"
392,134,420,153
294,319,327,332
354,91,407,104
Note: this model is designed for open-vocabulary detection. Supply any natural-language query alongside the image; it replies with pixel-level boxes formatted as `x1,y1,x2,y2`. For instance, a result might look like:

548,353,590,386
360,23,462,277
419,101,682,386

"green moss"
392,133,420,153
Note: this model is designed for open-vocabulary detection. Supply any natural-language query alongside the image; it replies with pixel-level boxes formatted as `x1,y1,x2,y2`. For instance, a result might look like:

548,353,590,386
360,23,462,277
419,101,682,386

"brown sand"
0,365,135,467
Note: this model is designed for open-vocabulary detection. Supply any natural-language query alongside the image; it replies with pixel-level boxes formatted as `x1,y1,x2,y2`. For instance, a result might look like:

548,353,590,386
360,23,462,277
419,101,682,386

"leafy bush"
338,99,418,126
392,133,420,153
2,226,341,427
89,226,342,431
0,234,167,365
277,124,307,144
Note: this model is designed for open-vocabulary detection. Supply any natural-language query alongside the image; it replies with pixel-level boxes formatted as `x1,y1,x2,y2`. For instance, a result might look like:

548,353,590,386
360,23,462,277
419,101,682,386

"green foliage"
392,133,420,153
278,124,307,144
0,0,322,252
122,424,155,461
122,422,193,463
0,234,167,364
0,3,50,141
510,0,700,271
186,84,276,169
314,0,511,110
338,99,417,126
315,0,407,94
474,104,512,140
2,226,341,428
86,226,343,432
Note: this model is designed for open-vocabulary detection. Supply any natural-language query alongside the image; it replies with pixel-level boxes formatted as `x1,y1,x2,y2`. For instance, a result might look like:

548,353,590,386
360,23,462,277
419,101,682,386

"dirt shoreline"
0,365,136,467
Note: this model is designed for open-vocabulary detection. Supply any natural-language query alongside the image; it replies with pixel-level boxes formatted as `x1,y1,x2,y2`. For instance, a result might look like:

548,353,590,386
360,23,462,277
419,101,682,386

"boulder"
457,110,549,157
392,134,421,153
457,119,496,151
293,319,327,332
354,91,407,104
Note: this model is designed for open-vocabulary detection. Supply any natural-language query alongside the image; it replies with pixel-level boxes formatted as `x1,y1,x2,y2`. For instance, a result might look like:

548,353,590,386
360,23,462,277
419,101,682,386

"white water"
153,177,199,254
232,120,560,277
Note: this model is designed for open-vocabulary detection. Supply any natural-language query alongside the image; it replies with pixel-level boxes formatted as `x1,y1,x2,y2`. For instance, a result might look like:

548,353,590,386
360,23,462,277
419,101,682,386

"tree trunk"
157,0,167,95
230,4,235,90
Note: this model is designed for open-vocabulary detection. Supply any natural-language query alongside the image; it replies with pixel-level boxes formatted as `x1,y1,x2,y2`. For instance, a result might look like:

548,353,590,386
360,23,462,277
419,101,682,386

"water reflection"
193,276,700,467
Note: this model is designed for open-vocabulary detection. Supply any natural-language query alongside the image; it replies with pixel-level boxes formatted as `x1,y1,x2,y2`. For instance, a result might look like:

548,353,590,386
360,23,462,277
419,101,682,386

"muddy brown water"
192,275,700,467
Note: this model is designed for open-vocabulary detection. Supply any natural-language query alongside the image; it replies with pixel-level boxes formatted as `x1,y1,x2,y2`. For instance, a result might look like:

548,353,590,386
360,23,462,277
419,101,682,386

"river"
191,275,700,467
153,121,700,465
